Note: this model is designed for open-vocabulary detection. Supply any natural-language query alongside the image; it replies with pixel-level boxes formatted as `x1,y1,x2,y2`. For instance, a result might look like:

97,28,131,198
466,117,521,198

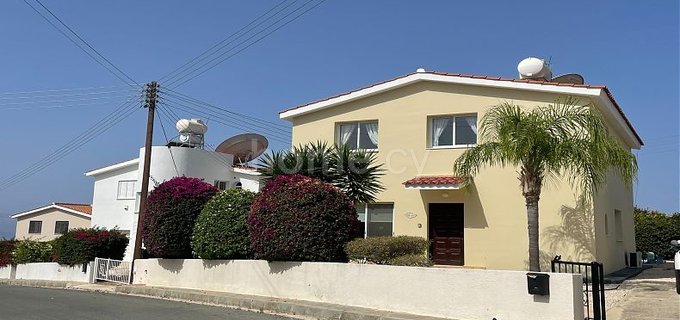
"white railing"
94,257,131,284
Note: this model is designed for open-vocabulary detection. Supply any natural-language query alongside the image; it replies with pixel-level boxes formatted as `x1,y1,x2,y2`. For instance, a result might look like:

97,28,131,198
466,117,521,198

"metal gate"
94,257,131,284
551,256,606,320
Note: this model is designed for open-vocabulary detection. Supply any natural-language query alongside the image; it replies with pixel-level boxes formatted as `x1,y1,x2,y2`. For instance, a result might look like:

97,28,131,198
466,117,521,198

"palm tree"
258,141,384,203
453,99,637,271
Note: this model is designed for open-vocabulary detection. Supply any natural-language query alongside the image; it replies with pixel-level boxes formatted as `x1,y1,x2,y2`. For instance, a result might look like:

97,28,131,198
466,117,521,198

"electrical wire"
23,0,140,88
0,93,143,190
160,88,290,130
165,0,326,88
155,105,180,176
159,0,291,83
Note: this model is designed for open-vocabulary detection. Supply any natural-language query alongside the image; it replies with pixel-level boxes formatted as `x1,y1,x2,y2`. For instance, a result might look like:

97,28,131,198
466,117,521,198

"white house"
85,122,264,261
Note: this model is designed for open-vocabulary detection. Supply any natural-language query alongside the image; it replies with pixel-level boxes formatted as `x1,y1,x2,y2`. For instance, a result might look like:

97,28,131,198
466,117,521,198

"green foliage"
192,189,256,259
248,175,359,262
143,177,219,258
634,207,680,259
52,228,129,266
258,141,384,203
0,239,16,267
387,254,434,267
453,98,638,271
345,236,431,265
13,240,53,264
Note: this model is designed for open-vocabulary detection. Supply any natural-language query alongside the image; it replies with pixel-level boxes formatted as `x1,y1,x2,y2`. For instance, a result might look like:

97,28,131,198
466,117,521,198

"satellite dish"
551,73,585,85
215,133,268,165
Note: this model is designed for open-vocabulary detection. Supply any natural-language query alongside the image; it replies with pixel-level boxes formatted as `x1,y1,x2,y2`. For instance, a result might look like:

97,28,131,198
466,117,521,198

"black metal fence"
551,256,606,320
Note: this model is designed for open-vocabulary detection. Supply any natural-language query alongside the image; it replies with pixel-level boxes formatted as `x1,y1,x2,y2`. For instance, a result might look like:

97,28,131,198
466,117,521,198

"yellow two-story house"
280,67,643,273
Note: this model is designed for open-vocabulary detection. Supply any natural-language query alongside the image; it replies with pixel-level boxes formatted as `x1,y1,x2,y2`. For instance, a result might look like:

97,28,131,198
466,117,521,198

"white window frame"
117,180,136,200
428,114,478,149
356,203,394,238
336,121,379,151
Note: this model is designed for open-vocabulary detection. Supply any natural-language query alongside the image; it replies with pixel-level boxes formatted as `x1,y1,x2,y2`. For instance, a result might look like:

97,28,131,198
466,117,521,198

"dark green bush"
192,189,256,259
634,208,680,259
387,254,433,267
13,240,52,264
143,177,219,258
248,175,359,262
0,239,16,267
345,236,430,265
52,228,129,266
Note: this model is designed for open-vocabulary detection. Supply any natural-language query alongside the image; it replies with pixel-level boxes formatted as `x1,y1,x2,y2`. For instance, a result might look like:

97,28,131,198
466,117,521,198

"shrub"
52,228,129,266
13,240,52,264
143,177,219,258
635,208,680,259
0,239,16,267
248,175,359,262
192,189,256,259
387,254,433,267
345,236,430,265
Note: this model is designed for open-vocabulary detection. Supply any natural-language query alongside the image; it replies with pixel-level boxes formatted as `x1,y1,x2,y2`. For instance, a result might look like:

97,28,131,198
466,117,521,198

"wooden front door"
429,203,464,265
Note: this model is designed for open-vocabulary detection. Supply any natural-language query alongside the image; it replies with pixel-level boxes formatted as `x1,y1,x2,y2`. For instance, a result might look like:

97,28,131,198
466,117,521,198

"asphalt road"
0,285,291,320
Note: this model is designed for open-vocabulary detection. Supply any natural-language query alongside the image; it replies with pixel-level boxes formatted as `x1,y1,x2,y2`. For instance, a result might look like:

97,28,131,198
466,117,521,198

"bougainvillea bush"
0,239,16,267
143,177,218,258
248,175,359,262
192,188,256,259
52,228,129,266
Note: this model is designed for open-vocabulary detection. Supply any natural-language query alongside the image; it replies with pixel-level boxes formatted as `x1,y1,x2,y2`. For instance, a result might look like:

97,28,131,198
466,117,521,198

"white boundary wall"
14,263,91,282
134,259,584,320
0,265,14,279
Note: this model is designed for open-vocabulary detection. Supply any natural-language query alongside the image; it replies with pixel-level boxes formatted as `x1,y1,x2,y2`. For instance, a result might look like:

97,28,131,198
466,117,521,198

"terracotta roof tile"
55,203,92,215
403,176,465,186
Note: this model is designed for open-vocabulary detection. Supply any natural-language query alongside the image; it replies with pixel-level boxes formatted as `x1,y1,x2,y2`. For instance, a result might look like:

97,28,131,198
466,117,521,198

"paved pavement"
607,262,680,320
0,285,291,320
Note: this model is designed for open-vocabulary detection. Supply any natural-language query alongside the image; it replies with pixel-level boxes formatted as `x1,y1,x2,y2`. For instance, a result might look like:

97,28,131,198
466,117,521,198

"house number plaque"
404,211,417,219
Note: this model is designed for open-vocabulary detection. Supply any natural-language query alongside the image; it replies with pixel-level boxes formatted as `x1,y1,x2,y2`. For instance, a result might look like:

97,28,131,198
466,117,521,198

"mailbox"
527,272,550,296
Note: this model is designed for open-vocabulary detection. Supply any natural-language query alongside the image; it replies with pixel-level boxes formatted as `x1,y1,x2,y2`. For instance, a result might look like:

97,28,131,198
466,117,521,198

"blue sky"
0,1,677,238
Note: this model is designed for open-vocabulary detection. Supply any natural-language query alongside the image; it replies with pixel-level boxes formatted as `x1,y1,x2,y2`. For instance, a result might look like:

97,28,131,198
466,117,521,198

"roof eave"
85,158,139,177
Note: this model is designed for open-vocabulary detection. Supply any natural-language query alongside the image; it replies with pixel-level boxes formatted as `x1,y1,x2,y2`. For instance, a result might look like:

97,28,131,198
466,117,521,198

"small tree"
634,207,680,259
192,189,256,259
0,239,16,267
248,175,359,262
143,177,219,258
258,141,384,203
454,99,637,271
52,228,129,266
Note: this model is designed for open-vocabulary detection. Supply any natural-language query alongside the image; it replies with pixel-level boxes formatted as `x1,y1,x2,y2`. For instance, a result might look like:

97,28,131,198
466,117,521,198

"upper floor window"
430,115,477,147
117,181,136,200
337,121,378,150
54,221,69,234
28,221,42,234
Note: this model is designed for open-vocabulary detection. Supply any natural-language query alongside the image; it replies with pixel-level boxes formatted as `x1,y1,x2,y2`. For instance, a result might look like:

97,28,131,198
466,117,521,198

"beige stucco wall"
14,208,91,241
290,81,636,272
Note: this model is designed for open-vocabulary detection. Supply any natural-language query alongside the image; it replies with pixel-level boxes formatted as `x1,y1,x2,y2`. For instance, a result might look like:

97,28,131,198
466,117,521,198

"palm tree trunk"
525,195,540,271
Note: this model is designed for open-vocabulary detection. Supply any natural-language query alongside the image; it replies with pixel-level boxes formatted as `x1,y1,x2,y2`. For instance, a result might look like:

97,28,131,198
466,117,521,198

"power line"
158,97,291,142
0,94,143,190
165,0,326,88
159,0,291,83
161,88,290,130
0,85,134,97
155,105,180,176
23,0,140,88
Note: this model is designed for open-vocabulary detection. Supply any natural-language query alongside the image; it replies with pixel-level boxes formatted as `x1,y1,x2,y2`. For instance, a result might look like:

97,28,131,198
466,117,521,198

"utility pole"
132,81,158,262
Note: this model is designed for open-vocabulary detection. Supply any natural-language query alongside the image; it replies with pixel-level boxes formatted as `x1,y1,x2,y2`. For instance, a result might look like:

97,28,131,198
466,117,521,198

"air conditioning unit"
628,252,643,268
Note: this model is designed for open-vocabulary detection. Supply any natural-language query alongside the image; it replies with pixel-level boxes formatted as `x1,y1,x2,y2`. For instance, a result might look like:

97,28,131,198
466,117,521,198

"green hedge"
13,240,53,264
345,236,431,266
192,189,256,259
52,228,129,266
634,208,680,259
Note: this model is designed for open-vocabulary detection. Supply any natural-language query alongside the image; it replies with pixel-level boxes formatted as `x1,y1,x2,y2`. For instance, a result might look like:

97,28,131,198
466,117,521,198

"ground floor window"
355,203,394,238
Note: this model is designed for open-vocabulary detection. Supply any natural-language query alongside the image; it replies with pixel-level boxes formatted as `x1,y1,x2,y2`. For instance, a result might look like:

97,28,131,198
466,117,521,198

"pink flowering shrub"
143,177,218,258
248,175,359,262
52,228,128,266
